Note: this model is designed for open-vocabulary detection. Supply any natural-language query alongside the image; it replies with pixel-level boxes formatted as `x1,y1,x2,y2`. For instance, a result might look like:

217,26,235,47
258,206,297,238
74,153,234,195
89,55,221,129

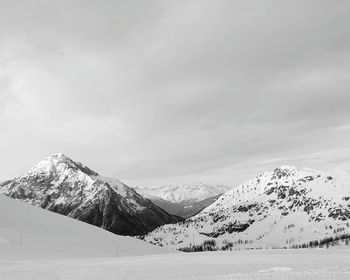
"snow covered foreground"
0,194,174,259
1,249,349,280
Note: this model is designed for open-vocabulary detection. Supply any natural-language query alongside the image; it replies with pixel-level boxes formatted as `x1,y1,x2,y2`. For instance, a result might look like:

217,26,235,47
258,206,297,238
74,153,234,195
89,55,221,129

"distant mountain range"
0,154,181,236
1,155,349,251
134,183,231,218
142,165,350,250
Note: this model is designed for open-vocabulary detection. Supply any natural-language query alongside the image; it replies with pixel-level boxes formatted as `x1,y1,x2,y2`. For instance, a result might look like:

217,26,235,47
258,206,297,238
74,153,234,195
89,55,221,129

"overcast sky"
1,0,350,187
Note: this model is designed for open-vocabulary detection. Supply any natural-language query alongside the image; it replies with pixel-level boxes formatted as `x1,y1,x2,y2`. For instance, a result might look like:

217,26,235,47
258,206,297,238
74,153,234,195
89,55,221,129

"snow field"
1,249,349,280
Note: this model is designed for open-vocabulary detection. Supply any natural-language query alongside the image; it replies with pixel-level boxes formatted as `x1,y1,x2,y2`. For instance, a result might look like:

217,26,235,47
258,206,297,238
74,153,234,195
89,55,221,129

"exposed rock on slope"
0,154,181,236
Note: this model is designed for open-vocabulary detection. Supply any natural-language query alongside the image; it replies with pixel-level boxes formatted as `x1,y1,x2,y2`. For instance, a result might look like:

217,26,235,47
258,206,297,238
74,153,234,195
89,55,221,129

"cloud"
1,0,350,186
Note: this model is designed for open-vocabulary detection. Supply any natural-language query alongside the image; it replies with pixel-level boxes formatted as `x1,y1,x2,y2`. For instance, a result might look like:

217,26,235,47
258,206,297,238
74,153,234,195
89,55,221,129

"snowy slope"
143,165,350,250
134,183,231,218
0,194,174,260
0,154,181,236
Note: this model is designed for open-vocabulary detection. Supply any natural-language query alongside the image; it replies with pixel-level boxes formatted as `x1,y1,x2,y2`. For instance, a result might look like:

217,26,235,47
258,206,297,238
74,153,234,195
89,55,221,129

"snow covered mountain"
142,165,350,250
134,183,231,218
0,154,181,236
135,183,230,204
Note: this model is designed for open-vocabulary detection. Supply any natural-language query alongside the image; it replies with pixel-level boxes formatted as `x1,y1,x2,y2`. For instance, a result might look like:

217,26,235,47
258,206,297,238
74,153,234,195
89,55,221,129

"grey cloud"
1,0,350,186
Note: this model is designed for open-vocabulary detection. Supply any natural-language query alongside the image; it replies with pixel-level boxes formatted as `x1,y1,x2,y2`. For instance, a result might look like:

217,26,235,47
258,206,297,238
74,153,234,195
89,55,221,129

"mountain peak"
27,153,99,177
49,153,69,159
278,165,297,170
271,165,298,179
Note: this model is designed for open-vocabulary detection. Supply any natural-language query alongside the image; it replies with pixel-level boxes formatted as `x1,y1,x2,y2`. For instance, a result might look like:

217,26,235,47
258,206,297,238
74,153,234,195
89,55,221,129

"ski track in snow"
172,272,350,280
1,249,349,280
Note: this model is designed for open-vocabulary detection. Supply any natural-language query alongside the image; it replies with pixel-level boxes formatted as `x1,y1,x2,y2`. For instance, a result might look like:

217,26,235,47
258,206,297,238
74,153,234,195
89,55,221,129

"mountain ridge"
135,183,231,203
